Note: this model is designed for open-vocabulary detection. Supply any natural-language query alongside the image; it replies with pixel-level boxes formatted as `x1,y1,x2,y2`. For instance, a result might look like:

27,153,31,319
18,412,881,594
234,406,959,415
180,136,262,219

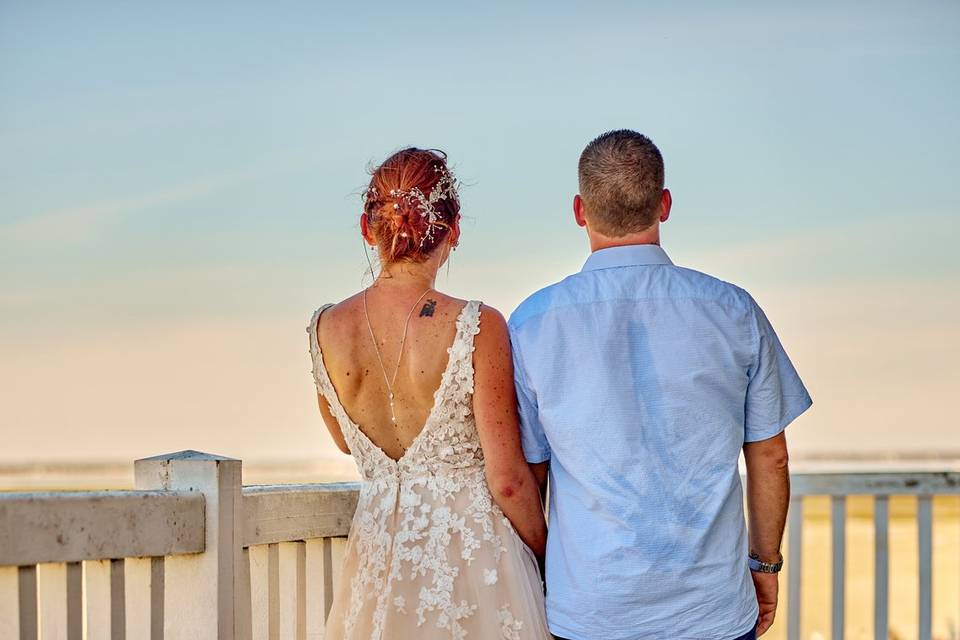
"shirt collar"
581,244,674,272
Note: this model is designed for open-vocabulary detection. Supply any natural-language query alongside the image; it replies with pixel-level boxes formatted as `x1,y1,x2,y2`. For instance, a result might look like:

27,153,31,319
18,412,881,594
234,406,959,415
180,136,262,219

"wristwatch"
748,552,783,573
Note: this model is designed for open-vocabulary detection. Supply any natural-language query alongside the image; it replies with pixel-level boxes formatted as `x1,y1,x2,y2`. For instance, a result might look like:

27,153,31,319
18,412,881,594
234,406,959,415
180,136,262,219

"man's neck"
588,229,661,253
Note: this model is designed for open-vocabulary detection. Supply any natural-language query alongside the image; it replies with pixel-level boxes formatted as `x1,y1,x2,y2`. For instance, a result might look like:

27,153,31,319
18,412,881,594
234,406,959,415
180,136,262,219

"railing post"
135,450,243,640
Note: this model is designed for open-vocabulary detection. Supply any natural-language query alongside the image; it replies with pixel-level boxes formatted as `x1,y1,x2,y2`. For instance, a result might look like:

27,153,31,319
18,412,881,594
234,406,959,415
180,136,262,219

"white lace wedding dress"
308,300,550,640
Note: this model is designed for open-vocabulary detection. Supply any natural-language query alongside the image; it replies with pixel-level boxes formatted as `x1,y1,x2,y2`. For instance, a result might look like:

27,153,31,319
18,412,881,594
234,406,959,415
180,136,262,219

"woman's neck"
372,261,438,292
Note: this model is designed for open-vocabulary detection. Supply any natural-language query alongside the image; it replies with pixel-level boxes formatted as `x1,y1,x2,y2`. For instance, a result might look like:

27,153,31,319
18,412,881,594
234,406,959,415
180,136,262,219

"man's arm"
531,461,549,506
743,431,790,636
529,461,549,580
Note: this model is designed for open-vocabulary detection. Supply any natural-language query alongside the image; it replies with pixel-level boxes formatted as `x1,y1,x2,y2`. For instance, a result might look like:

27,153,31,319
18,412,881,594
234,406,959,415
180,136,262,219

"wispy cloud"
0,151,311,243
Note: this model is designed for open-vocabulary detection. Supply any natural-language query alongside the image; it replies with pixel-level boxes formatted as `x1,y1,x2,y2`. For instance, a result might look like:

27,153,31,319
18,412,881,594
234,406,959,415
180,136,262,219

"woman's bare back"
314,287,470,461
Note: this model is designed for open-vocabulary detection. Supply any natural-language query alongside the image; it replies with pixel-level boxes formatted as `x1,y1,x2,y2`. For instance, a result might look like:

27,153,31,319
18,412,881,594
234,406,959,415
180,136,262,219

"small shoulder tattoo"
419,299,437,317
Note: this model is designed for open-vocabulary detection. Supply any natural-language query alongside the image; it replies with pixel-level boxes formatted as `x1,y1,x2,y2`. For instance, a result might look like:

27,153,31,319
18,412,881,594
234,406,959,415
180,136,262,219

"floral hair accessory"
363,165,459,248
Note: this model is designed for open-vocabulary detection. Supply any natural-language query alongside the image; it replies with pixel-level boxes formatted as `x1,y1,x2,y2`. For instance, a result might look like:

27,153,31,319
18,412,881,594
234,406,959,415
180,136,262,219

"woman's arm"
316,392,350,454
473,305,547,557
309,326,351,455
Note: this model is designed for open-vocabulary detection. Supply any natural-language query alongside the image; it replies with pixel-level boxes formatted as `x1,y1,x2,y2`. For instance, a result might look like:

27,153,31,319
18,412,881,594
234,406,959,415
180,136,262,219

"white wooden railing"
787,472,959,640
1,450,957,639
1,451,359,639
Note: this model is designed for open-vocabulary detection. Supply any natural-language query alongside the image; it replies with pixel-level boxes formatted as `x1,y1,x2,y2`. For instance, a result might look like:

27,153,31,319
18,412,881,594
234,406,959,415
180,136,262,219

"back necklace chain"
362,286,432,426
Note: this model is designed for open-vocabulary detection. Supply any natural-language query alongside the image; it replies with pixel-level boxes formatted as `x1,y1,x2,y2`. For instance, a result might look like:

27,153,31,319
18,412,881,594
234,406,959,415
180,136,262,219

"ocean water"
2,457,958,639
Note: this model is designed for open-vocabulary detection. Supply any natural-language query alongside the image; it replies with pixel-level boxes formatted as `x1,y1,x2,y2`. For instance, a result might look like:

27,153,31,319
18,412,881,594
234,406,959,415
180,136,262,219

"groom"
508,130,811,640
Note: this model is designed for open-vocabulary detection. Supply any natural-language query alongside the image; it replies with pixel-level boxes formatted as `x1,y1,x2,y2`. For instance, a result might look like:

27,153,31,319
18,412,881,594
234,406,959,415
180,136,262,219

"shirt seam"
511,293,752,331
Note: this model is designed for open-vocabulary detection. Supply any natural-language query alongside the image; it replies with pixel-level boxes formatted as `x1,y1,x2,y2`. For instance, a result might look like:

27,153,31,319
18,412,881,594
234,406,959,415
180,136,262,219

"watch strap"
748,552,783,573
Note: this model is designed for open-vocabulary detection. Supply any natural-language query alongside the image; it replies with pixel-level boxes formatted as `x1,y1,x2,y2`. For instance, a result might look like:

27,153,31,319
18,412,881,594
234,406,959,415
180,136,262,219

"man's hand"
752,571,779,636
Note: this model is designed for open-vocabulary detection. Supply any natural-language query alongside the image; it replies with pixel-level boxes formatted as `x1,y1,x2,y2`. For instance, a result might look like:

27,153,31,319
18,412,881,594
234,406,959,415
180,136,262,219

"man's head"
575,130,671,246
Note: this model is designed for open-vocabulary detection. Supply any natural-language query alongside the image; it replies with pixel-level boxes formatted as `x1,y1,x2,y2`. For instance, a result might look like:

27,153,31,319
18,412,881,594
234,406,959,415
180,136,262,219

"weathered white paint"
242,483,359,546
0,566,20,639
3,454,957,640
135,450,242,640
0,490,204,566
791,471,960,496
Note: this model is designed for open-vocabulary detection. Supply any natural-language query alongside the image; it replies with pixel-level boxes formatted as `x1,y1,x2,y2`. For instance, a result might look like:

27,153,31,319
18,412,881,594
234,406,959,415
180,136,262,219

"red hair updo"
363,148,460,263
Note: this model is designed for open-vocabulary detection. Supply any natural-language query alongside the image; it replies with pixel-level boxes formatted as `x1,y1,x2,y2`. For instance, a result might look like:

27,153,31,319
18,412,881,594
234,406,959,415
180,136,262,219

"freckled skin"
312,293,547,557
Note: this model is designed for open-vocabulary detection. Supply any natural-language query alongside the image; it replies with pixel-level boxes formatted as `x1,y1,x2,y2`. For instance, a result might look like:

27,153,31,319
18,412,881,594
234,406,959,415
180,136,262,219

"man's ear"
659,189,672,223
573,194,588,228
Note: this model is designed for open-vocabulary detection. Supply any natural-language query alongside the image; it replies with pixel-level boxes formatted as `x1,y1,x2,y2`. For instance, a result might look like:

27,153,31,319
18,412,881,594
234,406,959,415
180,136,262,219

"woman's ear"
449,217,461,247
359,213,376,245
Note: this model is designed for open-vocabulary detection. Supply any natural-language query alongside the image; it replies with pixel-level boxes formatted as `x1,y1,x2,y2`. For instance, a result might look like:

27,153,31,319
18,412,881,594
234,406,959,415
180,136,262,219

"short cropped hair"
577,130,665,237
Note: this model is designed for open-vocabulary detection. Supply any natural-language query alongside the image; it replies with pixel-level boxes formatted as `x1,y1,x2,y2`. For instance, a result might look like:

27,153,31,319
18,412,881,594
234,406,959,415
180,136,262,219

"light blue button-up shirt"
508,244,811,640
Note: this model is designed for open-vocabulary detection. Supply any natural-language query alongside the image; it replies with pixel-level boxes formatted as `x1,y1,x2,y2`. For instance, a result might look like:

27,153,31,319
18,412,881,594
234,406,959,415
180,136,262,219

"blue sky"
1,1,958,462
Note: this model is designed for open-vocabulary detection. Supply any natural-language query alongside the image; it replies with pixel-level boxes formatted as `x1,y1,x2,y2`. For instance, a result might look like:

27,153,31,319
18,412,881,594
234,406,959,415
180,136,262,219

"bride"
307,148,551,639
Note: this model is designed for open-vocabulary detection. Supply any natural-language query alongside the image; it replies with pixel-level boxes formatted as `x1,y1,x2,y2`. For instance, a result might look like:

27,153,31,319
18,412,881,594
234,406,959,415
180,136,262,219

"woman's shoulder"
434,295,505,327
308,294,365,345
315,291,367,319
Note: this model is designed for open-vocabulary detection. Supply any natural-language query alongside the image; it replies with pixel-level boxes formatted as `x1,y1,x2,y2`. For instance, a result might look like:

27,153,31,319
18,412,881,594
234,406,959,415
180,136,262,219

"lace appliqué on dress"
308,301,539,639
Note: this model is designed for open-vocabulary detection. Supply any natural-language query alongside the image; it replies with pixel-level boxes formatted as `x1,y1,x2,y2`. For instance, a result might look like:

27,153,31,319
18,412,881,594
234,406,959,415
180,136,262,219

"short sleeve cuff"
744,393,813,443
523,448,551,464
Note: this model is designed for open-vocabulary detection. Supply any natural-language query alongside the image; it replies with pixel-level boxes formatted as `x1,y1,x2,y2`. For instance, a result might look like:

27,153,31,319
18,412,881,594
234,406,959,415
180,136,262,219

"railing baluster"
150,557,164,640
296,542,306,640
277,542,305,640
66,561,82,639
110,558,125,640
0,566,20,639
18,565,37,640
237,546,252,640
268,543,280,640
322,538,335,621
917,495,933,640
831,496,846,640
787,495,803,640
248,545,269,639
305,539,325,638
83,559,110,640
330,538,346,597
873,495,888,640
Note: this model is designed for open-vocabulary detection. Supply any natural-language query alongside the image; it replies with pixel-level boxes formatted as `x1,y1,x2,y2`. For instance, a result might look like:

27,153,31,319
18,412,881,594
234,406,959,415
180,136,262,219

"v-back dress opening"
308,300,550,640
